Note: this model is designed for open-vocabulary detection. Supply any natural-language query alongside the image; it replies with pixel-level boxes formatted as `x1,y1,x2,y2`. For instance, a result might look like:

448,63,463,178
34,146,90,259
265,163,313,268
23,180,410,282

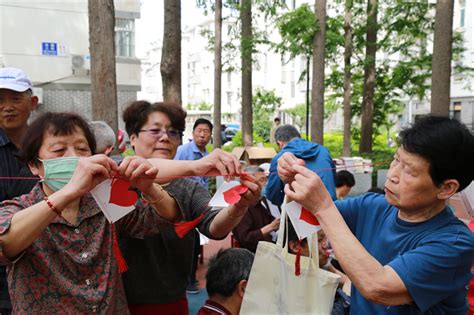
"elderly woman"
0,112,190,314
120,101,260,314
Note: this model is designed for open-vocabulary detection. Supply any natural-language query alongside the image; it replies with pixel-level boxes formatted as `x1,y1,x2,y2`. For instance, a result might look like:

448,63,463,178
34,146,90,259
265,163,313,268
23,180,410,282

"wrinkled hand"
234,175,261,210
118,156,159,194
277,152,305,183
63,155,118,199
197,149,241,180
269,218,280,231
283,164,334,214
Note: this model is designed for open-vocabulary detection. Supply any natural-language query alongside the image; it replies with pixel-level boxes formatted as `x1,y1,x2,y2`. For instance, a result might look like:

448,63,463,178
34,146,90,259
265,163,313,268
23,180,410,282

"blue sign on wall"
42,42,58,56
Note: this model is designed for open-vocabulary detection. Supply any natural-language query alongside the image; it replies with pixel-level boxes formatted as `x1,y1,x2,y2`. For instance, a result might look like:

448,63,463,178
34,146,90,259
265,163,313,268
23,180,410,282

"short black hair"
275,125,300,142
20,112,97,165
206,248,254,298
123,100,187,137
399,115,474,191
193,118,213,131
287,219,308,251
335,170,355,188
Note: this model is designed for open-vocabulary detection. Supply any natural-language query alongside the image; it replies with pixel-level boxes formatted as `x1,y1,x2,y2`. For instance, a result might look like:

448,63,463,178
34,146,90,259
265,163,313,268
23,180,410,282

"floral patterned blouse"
0,184,166,314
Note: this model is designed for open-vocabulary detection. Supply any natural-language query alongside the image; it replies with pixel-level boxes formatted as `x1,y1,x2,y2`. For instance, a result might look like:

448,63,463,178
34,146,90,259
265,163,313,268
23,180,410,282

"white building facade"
0,0,141,126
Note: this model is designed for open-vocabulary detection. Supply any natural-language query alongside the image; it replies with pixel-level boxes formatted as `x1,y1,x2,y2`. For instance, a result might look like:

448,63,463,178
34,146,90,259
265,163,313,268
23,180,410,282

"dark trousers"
188,230,200,284
0,266,11,315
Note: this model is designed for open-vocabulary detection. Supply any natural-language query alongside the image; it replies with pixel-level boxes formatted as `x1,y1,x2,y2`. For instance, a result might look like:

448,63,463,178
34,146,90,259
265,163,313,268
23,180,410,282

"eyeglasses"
139,128,182,140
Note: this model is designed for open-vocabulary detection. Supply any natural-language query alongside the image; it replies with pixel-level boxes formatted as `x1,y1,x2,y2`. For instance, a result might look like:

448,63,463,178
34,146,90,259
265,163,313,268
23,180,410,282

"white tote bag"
240,201,340,315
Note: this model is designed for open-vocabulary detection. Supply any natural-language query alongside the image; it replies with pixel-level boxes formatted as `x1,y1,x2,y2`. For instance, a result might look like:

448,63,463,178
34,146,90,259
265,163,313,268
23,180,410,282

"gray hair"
242,165,264,174
206,248,254,298
89,121,116,154
274,124,300,142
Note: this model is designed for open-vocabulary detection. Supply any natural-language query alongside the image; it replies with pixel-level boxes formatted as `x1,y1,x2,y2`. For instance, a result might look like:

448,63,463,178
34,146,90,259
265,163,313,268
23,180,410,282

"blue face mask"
41,157,80,192
261,186,266,198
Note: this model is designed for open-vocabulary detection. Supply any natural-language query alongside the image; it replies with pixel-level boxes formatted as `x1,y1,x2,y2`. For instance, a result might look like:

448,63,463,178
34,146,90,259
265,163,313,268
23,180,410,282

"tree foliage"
252,88,282,141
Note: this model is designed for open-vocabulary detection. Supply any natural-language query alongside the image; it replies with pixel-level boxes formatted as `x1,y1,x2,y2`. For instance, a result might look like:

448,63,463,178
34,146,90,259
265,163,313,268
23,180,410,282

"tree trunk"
241,0,253,146
311,0,326,144
342,0,353,156
161,0,181,105
359,0,377,154
431,0,454,117
88,0,118,135
213,0,223,149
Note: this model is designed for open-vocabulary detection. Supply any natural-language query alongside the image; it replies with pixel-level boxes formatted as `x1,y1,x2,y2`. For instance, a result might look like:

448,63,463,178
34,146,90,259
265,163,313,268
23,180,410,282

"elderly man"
0,67,38,314
279,116,474,314
198,248,254,315
89,121,116,155
266,124,336,206
175,118,213,189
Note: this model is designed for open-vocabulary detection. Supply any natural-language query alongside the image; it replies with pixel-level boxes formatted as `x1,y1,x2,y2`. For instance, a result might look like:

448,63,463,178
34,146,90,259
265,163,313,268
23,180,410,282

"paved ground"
187,234,232,315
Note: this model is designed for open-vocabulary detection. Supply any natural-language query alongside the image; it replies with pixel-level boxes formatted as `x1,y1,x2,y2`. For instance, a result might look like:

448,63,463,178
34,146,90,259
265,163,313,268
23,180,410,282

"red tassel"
112,224,128,273
174,211,207,238
295,239,301,276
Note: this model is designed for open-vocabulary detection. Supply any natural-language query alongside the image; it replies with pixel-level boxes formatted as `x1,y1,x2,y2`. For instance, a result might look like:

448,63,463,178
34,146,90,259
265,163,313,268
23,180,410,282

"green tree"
284,103,307,132
161,0,181,104
252,88,282,141
88,0,118,136
311,0,327,144
431,0,454,117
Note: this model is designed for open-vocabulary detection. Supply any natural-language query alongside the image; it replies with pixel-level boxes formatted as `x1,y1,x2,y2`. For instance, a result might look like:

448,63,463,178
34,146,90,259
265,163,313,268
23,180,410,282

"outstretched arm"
280,157,412,306
0,155,117,260
148,149,241,184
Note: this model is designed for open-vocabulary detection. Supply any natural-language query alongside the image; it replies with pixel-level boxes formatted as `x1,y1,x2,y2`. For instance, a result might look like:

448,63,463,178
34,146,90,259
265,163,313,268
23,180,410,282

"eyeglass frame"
138,128,183,140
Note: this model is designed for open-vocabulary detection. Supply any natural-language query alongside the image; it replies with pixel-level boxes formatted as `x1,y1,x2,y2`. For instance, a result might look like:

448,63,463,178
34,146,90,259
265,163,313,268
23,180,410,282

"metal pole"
306,56,310,140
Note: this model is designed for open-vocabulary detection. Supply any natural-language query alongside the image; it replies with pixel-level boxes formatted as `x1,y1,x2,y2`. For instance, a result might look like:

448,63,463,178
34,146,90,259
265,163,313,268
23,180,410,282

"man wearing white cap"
0,67,38,314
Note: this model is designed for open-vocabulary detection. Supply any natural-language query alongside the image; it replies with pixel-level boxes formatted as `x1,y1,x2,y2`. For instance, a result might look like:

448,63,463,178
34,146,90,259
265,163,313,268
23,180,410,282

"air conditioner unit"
71,54,91,71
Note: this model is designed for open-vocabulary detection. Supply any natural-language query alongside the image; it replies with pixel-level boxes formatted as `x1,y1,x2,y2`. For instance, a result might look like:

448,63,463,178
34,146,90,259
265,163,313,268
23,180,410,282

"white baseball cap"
0,67,33,92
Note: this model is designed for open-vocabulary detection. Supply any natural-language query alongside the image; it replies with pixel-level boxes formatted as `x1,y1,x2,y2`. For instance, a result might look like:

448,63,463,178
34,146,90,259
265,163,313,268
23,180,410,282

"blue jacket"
266,138,336,206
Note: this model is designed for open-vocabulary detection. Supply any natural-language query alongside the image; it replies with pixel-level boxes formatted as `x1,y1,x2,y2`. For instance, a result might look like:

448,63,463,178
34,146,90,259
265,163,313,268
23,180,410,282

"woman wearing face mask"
0,112,185,314
231,165,280,253
120,101,261,314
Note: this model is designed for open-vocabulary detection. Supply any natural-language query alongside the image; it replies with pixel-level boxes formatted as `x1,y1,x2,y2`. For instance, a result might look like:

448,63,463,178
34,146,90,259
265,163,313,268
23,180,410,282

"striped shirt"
197,300,232,315
0,128,37,310
0,128,37,202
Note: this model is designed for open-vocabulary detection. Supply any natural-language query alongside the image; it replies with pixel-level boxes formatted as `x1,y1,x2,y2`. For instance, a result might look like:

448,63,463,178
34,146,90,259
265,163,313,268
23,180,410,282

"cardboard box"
231,146,277,165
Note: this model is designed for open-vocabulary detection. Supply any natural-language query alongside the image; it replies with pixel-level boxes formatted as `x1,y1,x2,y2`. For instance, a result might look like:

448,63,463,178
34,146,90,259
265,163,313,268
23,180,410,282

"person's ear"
30,96,39,111
237,279,248,298
130,133,137,148
104,146,114,156
437,179,460,200
288,240,298,254
277,141,284,150
29,160,42,177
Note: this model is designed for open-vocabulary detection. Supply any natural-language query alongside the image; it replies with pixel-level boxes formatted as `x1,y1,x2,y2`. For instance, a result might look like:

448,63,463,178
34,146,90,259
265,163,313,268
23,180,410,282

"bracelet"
227,207,246,219
43,197,62,216
143,183,166,205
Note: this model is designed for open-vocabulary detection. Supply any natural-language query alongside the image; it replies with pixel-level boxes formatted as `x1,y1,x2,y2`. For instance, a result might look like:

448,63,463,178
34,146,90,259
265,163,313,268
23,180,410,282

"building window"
460,0,466,27
451,102,462,121
115,18,135,58
227,91,233,107
291,70,295,98
281,55,286,84
227,71,232,86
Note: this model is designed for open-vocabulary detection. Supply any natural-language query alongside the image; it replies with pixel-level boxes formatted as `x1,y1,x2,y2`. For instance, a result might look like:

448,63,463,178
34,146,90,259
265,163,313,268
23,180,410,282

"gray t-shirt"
120,178,222,305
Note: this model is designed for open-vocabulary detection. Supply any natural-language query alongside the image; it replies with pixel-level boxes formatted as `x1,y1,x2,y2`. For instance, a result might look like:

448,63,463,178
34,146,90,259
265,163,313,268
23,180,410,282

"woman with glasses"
120,101,261,314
